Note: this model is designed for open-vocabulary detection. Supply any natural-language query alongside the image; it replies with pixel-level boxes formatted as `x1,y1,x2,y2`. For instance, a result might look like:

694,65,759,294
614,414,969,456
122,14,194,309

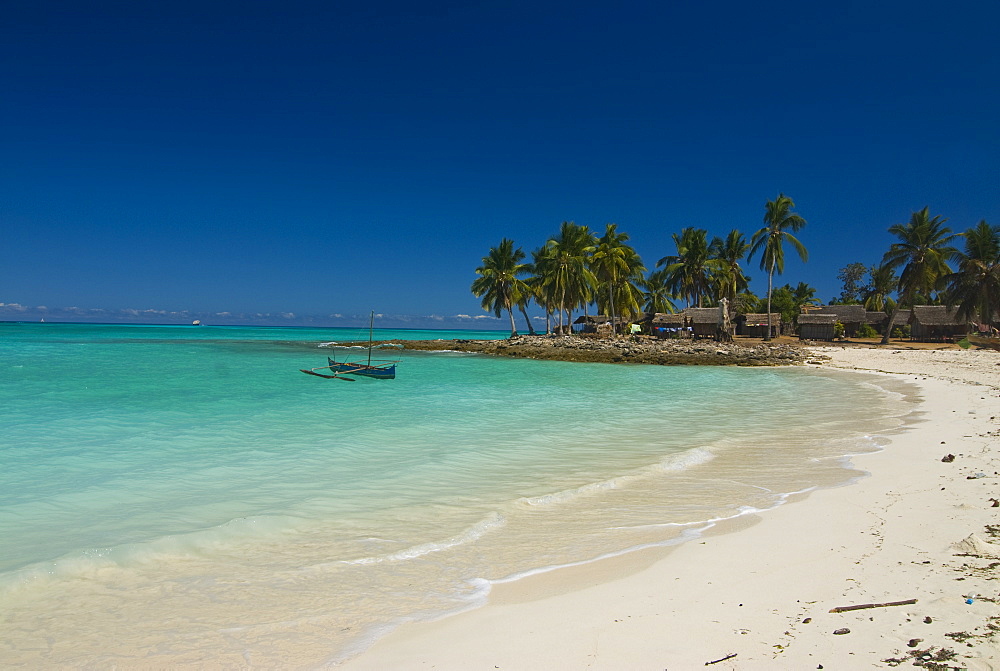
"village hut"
797,313,838,341
685,308,722,340
865,311,889,334
737,313,782,338
573,314,614,336
884,309,912,336
811,305,868,337
650,312,687,339
909,306,970,341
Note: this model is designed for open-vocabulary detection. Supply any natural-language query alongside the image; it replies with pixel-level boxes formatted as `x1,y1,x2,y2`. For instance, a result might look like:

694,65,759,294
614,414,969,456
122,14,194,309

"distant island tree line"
471,195,1000,341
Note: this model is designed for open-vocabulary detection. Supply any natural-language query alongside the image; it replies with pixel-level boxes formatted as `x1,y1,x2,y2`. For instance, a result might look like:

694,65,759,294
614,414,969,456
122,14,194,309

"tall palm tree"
748,194,808,340
590,223,646,333
879,207,958,344
709,229,751,304
605,249,647,326
944,220,1000,326
542,222,597,333
862,263,898,313
512,282,537,335
657,227,719,308
471,238,530,338
527,247,557,334
640,268,679,314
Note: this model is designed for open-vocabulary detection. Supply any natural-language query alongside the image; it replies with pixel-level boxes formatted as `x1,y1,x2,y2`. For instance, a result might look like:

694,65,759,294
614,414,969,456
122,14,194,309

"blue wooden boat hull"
328,357,396,379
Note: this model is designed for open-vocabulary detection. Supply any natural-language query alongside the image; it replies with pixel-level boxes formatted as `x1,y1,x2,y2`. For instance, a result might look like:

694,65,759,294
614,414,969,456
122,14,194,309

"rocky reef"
374,335,808,366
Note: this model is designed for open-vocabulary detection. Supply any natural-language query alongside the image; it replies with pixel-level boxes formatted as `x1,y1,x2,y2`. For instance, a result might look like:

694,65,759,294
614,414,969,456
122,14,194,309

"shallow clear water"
0,323,916,667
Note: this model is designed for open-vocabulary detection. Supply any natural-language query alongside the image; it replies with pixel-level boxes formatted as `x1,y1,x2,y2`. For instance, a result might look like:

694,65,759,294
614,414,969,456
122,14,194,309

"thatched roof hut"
650,312,687,338
798,313,837,341
573,314,608,325
809,305,867,336
684,308,722,339
737,313,781,338
866,311,888,328
651,312,686,326
909,306,969,341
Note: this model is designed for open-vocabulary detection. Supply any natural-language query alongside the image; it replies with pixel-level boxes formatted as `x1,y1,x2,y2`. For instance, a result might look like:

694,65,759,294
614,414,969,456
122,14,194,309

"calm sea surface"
0,322,916,667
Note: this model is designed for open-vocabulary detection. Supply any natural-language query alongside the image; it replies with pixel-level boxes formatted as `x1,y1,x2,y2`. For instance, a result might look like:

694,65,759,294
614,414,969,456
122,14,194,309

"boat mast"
368,310,374,367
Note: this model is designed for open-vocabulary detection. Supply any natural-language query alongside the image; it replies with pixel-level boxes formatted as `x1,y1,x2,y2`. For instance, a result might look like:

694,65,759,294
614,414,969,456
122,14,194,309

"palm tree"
732,290,761,316
944,220,1000,326
748,194,808,340
709,229,751,304
640,268,679,314
879,207,958,344
791,281,819,310
512,282,537,335
527,247,557,334
862,263,898,313
605,254,647,326
542,222,597,333
590,223,646,333
657,227,719,308
471,238,530,338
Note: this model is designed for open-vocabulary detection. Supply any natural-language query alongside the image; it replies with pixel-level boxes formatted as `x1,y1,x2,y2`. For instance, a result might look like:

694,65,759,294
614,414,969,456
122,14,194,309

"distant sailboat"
300,312,399,381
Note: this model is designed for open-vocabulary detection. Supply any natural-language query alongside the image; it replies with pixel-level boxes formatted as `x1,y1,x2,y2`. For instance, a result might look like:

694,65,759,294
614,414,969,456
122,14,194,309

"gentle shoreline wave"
0,324,918,667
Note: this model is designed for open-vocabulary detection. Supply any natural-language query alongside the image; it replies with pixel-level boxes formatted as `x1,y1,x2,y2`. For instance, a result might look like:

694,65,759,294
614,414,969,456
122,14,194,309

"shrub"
857,323,878,338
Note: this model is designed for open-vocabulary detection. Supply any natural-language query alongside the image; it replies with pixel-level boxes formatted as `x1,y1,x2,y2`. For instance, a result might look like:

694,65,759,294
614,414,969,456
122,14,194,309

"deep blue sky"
2,1,998,327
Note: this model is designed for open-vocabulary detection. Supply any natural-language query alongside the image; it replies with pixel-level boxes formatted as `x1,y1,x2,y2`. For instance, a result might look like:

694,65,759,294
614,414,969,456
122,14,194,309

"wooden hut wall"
738,314,781,338
651,313,687,338
909,306,968,341
685,308,722,339
799,323,835,340
866,312,889,334
797,315,837,341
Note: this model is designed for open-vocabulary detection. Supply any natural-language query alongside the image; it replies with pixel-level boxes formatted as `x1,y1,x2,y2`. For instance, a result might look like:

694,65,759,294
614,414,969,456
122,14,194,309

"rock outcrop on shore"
378,335,807,366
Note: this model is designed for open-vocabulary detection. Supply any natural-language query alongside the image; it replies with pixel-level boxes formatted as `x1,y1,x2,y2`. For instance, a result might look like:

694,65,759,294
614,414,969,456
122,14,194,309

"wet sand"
343,345,1000,670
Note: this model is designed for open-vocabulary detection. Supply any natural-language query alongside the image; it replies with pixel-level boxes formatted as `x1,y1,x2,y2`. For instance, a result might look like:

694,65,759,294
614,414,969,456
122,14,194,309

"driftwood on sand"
829,598,917,613
705,652,737,665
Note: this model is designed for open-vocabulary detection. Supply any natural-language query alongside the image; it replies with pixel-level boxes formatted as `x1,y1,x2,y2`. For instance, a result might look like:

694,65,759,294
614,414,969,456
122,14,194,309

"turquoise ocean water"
0,323,915,667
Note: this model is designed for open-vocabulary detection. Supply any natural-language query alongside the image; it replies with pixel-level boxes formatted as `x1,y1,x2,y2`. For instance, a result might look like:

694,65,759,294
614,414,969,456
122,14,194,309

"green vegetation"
471,238,531,337
856,322,878,338
880,207,959,344
748,194,808,341
944,220,1000,325
471,200,998,341
835,262,868,304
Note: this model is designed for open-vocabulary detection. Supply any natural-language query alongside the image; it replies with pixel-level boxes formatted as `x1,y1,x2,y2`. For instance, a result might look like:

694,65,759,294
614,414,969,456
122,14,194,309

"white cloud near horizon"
0,301,516,329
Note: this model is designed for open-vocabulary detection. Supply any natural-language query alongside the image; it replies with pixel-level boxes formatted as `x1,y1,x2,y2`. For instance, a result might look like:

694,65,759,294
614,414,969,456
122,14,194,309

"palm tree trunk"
518,304,536,335
765,262,774,341
608,285,617,336
558,289,566,334
506,306,517,338
880,305,898,345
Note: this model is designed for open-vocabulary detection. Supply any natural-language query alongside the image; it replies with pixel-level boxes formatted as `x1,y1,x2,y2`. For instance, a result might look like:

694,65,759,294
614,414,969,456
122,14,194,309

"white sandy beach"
343,346,1000,670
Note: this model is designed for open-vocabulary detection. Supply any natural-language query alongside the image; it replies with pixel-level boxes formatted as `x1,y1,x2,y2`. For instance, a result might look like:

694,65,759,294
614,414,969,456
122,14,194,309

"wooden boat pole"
367,310,374,367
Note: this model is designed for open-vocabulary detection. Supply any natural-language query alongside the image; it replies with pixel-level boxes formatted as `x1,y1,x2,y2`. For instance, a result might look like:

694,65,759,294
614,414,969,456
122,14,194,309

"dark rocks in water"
389,335,809,367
